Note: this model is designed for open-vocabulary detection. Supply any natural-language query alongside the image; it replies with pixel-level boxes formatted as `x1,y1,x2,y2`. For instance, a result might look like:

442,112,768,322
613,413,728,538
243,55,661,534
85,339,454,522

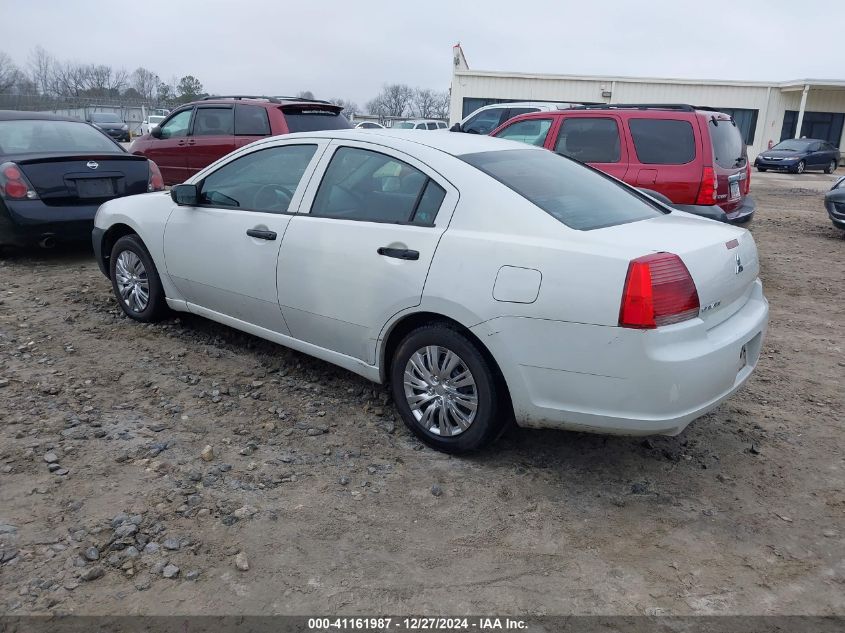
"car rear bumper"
672,194,756,225
0,199,99,247
473,279,768,435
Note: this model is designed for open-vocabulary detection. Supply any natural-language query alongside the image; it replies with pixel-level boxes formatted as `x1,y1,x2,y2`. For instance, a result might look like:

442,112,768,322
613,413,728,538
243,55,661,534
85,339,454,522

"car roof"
189,96,342,111
277,128,539,157
0,110,82,122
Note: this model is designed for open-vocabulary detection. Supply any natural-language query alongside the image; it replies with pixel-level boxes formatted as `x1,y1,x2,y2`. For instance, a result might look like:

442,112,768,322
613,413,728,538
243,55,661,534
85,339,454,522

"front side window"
555,117,621,163
199,144,317,212
158,110,192,139
192,107,234,136
463,108,505,134
0,120,121,154
494,118,552,146
460,149,663,231
234,105,271,136
629,119,696,165
311,146,444,225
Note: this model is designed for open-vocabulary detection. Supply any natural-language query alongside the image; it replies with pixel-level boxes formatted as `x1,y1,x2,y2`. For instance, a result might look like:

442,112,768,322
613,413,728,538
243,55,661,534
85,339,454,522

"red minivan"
130,96,350,185
491,104,755,224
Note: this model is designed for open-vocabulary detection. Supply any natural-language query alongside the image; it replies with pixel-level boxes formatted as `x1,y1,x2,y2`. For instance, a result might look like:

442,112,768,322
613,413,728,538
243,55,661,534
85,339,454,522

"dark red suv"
130,96,350,185
491,104,755,224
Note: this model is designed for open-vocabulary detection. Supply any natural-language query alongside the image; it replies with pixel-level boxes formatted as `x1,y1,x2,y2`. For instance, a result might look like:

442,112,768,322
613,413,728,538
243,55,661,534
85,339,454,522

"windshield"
0,119,121,154
393,122,415,129
90,112,122,123
148,116,165,124
460,149,664,230
281,107,350,133
772,139,812,151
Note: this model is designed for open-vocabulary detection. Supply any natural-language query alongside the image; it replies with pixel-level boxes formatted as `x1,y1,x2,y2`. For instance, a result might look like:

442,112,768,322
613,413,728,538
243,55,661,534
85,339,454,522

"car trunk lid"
14,153,149,206
593,212,759,328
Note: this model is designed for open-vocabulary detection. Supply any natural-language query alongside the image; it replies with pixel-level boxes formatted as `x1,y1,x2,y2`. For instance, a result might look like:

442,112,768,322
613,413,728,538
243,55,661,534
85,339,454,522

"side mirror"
171,184,199,206
150,126,162,139
450,122,462,132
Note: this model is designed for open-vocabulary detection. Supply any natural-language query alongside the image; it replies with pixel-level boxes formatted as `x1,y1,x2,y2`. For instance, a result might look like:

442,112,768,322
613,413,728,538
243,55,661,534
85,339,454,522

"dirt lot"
1,171,843,617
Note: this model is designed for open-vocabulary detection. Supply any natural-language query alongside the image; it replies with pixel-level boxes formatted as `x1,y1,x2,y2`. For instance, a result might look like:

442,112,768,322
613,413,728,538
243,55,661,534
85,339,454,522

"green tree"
176,75,204,103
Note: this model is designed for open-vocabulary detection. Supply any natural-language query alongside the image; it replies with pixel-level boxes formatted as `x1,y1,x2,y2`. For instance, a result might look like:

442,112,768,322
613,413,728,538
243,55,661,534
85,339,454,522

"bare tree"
130,67,159,101
328,97,358,114
367,83,413,118
432,90,450,120
298,90,315,100
27,46,55,95
0,51,21,93
411,87,438,118
51,61,88,97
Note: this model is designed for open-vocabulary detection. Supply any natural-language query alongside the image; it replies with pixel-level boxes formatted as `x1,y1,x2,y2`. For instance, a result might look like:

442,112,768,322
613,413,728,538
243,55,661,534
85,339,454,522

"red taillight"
695,166,717,205
744,161,751,195
619,253,700,329
0,161,38,200
147,160,164,192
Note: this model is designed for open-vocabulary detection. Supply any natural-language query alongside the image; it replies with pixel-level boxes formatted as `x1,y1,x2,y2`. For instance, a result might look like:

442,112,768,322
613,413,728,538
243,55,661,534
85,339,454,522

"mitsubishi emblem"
86,161,99,170
734,253,744,275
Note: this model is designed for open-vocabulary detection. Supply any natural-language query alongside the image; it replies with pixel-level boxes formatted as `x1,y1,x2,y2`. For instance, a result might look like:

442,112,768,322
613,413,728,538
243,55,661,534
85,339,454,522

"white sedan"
92,130,768,453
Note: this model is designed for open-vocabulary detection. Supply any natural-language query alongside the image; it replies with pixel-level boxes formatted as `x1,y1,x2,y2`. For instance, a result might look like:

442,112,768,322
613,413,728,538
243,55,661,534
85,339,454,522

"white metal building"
449,45,845,160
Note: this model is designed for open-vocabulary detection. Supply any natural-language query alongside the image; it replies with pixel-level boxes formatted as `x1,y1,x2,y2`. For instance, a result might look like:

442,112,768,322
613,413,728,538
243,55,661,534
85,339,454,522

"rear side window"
555,118,621,163
282,107,350,132
312,147,444,225
235,105,271,136
629,119,695,165
494,118,552,146
709,118,744,168
193,107,234,136
460,149,663,231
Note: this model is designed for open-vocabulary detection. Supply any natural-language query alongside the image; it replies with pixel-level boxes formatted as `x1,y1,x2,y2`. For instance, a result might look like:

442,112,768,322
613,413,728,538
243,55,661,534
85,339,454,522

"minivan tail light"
619,253,700,329
147,160,164,191
695,166,717,205
0,162,39,200
744,160,751,195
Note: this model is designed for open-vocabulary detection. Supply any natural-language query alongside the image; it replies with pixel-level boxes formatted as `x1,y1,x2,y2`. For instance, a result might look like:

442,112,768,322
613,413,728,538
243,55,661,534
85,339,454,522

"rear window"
282,107,350,133
709,118,745,168
629,119,695,165
460,149,664,231
0,120,121,154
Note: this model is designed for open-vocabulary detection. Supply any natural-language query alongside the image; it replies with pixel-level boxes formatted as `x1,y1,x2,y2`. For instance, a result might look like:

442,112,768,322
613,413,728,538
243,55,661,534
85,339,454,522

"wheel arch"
99,223,139,276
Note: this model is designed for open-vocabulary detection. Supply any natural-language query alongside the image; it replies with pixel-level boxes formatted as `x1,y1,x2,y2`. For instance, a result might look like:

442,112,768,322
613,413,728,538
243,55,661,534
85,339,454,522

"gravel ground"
0,170,843,616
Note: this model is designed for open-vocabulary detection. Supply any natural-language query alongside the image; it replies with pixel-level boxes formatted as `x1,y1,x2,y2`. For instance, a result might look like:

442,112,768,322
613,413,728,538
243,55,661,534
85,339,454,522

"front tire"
390,324,504,453
756,167,767,172
793,160,805,174
109,234,167,322
826,160,838,174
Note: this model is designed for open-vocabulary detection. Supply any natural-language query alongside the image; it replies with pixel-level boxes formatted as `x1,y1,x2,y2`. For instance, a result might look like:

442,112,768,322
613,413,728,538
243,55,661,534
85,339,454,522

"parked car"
355,121,385,129
491,104,755,224
824,175,845,231
87,111,130,142
0,110,163,250
93,130,768,453
393,119,448,130
755,138,840,174
141,115,166,136
129,95,351,185
451,101,580,135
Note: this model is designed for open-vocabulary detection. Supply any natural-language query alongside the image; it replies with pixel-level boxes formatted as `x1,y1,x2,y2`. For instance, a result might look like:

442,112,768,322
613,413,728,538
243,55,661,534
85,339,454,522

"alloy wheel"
114,250,150,313
403,345,478,437
796,160,805,174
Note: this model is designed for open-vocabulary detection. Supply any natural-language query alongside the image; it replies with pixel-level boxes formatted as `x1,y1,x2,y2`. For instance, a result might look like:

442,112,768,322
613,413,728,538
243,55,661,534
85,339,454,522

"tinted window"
494,118,552,146
199,144,317,212
312,147,443,224
193,107,234,136
234,105,271,136
629,119,695,165
437,122,447,129
506,108,538,120
555,118,621,163
460,149,663,231
426,122,438,130
158,110,192,139
709,118,745,168
0,120,121,154
415,123,426,130
282,107,350,132
394,122,415,129
412,180,446,225
463,108,505,134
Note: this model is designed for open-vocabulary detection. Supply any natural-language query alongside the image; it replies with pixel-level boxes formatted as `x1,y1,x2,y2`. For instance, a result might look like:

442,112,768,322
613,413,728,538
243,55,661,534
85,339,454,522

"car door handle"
377,247,419,260
246,229,277,240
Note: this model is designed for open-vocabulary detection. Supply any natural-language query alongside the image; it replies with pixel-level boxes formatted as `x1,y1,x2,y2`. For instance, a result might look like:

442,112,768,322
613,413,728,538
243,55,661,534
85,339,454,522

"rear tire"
390,324,505,453
109,234,167,322
826,160,838,174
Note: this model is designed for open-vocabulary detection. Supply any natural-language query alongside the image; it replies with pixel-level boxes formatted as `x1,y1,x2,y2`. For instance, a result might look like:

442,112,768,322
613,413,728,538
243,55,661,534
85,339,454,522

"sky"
1,0,843,107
